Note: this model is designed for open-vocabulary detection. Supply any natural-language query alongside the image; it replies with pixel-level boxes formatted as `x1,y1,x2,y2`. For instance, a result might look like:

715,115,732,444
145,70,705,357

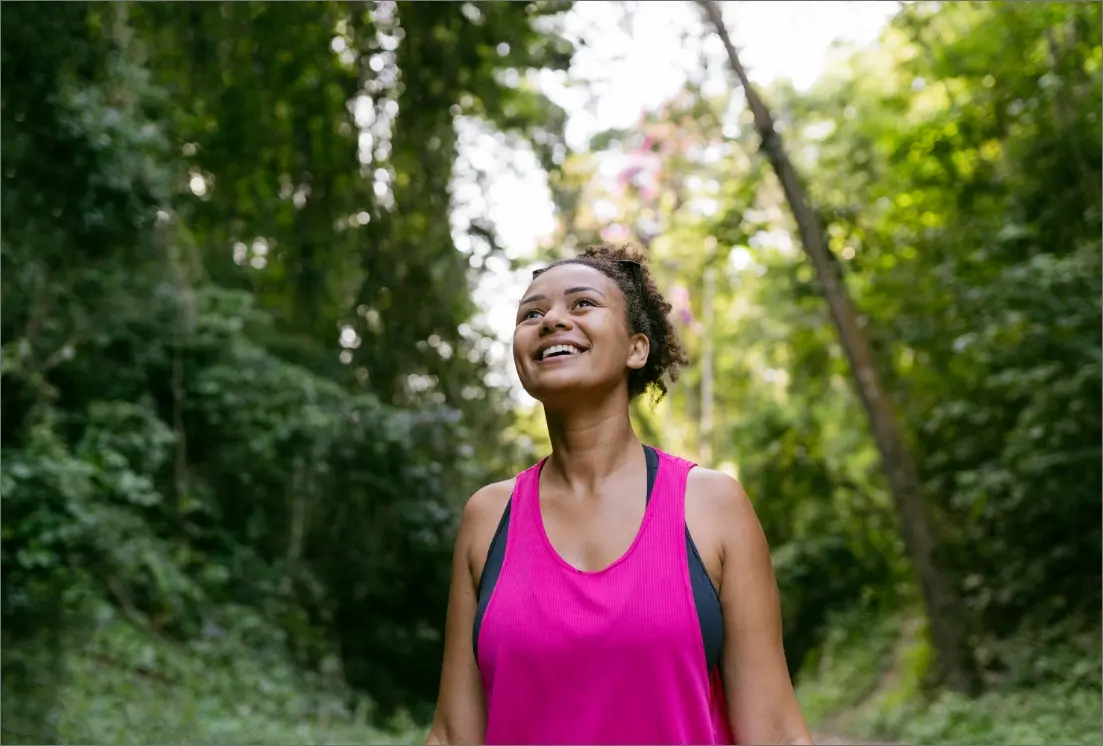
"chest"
539,486,648,573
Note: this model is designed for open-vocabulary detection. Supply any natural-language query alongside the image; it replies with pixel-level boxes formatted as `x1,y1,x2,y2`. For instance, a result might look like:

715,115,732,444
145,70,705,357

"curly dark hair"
539,243,689,403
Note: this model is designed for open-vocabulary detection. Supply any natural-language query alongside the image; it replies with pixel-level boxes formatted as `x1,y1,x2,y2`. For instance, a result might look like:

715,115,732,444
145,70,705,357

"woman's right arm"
426,483,511,745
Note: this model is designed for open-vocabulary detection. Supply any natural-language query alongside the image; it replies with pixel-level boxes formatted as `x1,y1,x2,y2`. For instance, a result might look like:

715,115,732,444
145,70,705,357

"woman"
427,244,812,745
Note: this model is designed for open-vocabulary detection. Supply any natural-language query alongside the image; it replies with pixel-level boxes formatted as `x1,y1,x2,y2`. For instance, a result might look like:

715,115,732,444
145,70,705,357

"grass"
5,607,423,745
796,609,1102,745
854,680,1102,745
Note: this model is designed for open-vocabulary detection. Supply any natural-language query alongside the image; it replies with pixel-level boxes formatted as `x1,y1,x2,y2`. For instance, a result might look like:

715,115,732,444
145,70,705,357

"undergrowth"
796,608,1102,745
10,600,1098,745
5,603,422,745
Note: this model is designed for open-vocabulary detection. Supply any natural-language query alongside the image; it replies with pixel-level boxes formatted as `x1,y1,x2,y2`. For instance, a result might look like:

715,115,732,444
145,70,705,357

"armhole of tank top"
472,493,512,663
646,446,724,672
687,522,724,671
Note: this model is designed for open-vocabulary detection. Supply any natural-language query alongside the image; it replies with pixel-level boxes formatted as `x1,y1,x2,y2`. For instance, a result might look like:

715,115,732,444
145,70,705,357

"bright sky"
459,1,900,402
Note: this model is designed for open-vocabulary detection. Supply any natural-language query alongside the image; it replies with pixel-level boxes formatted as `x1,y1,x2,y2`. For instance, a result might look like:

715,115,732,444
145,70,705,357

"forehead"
522,262,617,299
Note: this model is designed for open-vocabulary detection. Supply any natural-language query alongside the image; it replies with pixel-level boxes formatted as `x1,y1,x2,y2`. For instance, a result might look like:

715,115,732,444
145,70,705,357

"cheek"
512,326,533,360
582,317,630,357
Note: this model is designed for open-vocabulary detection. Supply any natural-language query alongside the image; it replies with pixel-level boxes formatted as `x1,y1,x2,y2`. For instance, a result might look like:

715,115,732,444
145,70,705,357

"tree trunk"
697,0,976,694
699,237,717,465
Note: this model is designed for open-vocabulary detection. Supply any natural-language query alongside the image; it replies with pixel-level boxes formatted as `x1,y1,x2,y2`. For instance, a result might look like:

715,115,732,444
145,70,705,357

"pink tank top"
476,449,735,745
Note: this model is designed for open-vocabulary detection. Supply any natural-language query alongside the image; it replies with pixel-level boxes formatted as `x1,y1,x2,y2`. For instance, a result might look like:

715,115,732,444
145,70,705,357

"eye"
522,308,543,320
573,298,596,310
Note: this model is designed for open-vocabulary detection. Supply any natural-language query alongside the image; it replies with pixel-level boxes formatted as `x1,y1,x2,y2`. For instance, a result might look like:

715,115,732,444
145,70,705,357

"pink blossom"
600,223,631,243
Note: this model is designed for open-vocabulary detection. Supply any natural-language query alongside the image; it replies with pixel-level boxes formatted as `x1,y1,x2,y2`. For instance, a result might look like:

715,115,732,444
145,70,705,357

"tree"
697,0,976,694
1,2,575,739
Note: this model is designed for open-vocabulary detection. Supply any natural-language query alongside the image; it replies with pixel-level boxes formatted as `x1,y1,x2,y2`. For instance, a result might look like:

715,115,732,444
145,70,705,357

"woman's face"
512,262,649,405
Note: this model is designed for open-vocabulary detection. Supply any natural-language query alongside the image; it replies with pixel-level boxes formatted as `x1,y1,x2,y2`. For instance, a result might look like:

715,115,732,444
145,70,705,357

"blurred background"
2,1,1100,744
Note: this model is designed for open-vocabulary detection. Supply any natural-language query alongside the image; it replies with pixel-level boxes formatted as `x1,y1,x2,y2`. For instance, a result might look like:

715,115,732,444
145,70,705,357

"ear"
626,331,650,371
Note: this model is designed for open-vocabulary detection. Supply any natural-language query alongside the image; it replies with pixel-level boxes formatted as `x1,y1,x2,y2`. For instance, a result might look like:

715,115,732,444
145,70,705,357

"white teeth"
540,344,582,360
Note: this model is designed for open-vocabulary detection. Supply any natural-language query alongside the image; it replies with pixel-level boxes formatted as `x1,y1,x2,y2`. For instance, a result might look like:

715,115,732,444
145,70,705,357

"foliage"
2,1,572,741
796,610,1101,746
785,0,1102,644
3,0,1099,742
55,608,378,745
23,603,423,745
565,0,1100,729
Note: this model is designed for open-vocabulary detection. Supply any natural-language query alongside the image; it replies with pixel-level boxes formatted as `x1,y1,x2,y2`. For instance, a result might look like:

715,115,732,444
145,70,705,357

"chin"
522,380,581,404
522,376,612,411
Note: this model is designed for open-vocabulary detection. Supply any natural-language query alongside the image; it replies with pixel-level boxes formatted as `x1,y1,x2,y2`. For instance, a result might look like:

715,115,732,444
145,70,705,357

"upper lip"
534,337,589,360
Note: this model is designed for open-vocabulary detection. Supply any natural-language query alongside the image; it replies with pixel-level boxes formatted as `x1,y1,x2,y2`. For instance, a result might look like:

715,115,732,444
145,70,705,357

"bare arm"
426,482,512,745
426,491,490,745
708,473,813,745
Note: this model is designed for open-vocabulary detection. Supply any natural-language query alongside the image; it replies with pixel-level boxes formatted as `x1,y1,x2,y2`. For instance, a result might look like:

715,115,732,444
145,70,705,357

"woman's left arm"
703,471,813,745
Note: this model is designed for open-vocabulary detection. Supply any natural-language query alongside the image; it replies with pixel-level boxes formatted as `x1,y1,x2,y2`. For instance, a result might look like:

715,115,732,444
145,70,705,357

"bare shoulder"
687,467,777,607
686,466,764,544
462,478,516,525
686,467,753,517
459,478,517,580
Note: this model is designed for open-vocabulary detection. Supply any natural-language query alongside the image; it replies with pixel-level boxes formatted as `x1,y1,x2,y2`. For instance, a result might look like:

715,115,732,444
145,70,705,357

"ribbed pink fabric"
477,448,735,745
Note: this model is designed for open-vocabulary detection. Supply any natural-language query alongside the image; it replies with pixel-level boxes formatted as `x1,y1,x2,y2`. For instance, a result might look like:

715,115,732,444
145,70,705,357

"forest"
1,1,1099,744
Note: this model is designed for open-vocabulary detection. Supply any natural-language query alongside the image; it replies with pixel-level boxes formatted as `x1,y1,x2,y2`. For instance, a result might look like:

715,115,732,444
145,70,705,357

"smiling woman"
516,245,686,405
426,244,813,746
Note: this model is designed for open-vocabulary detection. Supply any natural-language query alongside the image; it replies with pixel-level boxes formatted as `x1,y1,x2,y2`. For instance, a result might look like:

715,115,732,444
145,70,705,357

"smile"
538,343,586,361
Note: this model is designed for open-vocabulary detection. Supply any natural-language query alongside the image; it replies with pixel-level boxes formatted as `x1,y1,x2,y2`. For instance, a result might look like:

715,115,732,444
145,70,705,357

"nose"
539,304,571,335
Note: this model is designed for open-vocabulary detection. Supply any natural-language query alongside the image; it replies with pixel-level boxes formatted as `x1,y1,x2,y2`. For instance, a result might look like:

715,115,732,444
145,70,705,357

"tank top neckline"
526,448,665,577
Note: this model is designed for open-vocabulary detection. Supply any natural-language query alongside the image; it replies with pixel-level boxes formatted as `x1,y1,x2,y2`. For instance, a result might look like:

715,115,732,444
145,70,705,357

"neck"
542,392,642,495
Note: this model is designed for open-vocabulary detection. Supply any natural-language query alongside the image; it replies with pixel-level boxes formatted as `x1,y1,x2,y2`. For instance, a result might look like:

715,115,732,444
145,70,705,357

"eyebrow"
519,285,604,307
